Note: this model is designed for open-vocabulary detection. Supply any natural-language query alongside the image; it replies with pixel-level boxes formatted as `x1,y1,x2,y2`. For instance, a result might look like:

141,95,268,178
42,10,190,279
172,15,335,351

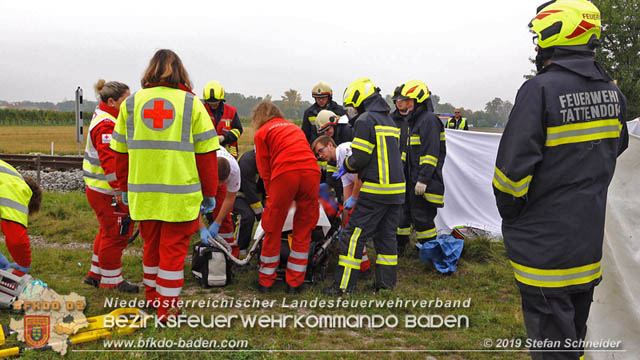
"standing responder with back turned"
83,79,138,292
494,1,628,359
302,81,347,145
391,80,446,256
323,78,405,295
0,161,41,277
202,81,243,158
110,49,220,321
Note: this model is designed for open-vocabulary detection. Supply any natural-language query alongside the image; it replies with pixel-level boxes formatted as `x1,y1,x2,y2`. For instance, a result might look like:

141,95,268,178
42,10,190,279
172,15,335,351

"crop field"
0,126,87,155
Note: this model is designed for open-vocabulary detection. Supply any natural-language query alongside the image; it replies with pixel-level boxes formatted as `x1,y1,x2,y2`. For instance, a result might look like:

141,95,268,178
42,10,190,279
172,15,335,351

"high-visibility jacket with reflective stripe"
206,103,242,158
83,108,117,195
406,106,446,207
302,100,347,145
493,54,629,295
0,160,32,227
343,94,405,204
110,87,220,222
446,117,467,130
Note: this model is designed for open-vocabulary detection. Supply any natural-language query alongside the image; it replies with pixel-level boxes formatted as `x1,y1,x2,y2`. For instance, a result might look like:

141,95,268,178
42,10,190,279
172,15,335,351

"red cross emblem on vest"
141,98,175,131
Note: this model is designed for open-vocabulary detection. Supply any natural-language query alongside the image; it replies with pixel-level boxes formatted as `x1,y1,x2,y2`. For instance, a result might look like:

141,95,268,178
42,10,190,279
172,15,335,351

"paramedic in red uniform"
83,79,138,293
0,161,42,277
252,101,320,294
110,49,219,320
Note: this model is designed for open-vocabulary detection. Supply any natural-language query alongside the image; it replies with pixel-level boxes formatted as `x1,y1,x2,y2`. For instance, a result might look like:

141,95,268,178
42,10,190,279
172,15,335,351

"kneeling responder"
323,78,404,295
0,161,42,277
312,135,371,277
233,149,266,258
314,109,353,203
83,79,138,293
110,49,220,320
391,80,446,256
253,101,320,294
199,147,241,258
203,81,243,158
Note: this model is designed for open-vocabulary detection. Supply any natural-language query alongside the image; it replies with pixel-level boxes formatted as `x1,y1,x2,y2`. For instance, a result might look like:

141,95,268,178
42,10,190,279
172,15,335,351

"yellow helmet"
392,80,430,104
529,0,601,49
343,78,379,108
203,80,225,102
315,110,338,133
312,81,333,98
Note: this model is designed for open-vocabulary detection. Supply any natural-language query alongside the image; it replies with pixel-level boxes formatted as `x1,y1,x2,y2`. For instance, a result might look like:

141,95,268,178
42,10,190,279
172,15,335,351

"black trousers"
397,182,438,251
333,198,401,291
233,197,257,251
521,287,594,360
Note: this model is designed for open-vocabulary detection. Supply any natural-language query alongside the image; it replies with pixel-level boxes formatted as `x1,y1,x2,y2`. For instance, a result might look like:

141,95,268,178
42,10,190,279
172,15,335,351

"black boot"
84,276,99,288
116,281,139,293
286,284,303,294
322,284,347,296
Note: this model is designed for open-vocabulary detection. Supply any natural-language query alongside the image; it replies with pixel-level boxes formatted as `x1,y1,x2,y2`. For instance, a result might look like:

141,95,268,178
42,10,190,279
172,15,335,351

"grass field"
0,126,87,155
0,124,530,359
0,191,530,359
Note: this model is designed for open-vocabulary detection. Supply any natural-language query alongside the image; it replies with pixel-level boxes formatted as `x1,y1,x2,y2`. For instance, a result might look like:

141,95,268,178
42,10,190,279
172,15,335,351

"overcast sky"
0,0,543,111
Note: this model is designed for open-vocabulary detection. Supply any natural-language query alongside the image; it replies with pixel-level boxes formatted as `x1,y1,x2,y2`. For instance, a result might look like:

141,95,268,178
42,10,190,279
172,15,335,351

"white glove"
414,181,427,196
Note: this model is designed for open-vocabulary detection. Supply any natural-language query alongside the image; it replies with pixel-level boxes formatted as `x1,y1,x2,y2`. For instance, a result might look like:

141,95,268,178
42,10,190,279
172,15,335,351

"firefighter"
311,135,371,277
323,78,405,295
391,80,446,256
253,101,320,294
233,149,266,258
446,109,468,130
314,109,353,202
302,81,347,145
494,1,628,358
199,147,241,258
83,79,138,292
0,160,42,277
202,81,243,158
110,49,220,320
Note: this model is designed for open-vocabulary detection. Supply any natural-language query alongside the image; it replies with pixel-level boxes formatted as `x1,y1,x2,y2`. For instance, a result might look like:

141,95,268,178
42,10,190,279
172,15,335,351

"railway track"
0,153,83,170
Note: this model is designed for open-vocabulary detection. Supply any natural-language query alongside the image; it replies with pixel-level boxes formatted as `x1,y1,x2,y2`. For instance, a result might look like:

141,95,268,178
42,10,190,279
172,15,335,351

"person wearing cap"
391,80,446,256
323,78,404,295
202,81,243,158
0,160,42,277
494,1,628,357
446,109,468,130
314,109,354,202
301,81,347,145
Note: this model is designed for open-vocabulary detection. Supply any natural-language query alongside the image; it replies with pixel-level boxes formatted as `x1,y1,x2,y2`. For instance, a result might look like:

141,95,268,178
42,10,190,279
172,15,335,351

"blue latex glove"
0,253,9,270
344,196,357,209
8,263,30,274
208,222,221,238
201,196,216,213
332,164,347,179
122,192,129,206
199,227,213,246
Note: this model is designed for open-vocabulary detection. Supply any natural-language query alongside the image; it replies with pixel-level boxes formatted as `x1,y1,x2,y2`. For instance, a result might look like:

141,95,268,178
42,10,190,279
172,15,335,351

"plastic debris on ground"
416,235,464,274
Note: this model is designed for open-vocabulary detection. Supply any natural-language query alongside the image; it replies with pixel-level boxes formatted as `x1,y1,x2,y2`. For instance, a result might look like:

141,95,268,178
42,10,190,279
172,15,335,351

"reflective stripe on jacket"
493,53,629,295
0,160,31,227
110,87,220,222
83,108,117,194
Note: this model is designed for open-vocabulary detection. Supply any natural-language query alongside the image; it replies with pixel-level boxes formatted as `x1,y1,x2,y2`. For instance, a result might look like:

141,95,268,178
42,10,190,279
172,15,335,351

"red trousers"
1,219,30,276
140,219,198,319
86,187,132,288
210,184,238,257
259,170,319,288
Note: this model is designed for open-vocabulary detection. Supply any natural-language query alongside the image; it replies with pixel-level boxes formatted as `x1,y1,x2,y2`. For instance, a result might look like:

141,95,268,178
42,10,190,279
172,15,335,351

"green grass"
0,191,530,359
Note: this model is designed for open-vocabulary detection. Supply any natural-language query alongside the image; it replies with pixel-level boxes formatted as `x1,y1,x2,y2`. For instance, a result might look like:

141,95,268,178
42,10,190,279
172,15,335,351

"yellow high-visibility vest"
110,87,220,222
83,108,117,194
0,160,32,227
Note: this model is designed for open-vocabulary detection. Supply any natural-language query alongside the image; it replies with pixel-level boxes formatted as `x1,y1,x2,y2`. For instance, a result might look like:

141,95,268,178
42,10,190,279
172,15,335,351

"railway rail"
0,153,83,170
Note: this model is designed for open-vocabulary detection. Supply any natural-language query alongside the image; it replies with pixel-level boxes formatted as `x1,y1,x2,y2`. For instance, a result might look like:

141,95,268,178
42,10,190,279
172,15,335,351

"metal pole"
75,87,83,155
36,154,41,185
